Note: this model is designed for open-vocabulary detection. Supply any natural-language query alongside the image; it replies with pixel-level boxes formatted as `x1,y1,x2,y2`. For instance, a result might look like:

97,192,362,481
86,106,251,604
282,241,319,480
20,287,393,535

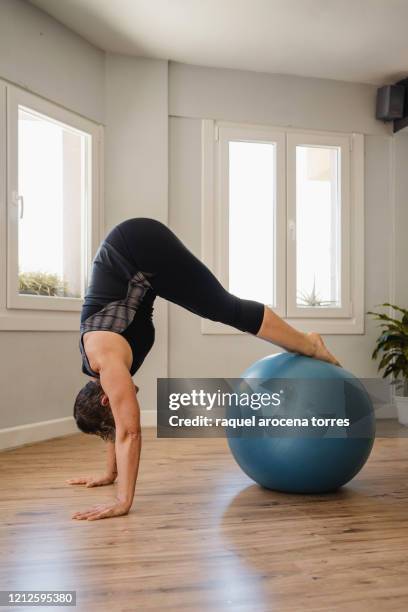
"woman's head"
73,380,115,441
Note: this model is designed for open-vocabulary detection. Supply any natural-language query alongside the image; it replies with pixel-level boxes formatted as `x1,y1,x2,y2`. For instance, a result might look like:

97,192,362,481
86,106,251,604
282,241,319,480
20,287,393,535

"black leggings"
80,218,265,376
114,218,264,334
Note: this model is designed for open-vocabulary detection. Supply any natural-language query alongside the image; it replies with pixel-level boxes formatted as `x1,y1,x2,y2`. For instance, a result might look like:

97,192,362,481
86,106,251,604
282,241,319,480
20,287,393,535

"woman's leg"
257,307,340,365
121,219,339,364
124,219,264,334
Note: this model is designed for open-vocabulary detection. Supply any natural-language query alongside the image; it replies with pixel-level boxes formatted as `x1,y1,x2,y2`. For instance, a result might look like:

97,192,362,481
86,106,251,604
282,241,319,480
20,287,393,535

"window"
295,146,341,308
286,132,352,319
229,141,276,305
202,121,364,334
1,84,103,329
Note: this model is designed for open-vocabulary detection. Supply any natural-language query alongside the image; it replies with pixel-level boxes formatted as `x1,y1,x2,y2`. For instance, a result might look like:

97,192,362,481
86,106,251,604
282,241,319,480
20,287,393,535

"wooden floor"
2,426,408,611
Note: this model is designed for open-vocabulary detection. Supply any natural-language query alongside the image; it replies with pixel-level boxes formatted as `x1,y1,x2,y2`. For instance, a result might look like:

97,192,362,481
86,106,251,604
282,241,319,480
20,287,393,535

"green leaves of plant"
368,304,408,389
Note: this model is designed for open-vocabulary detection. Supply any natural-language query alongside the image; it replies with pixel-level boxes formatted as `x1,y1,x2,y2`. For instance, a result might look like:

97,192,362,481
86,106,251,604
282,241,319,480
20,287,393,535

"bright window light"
228,140,276,305
17,107,89,299
295,145,341,308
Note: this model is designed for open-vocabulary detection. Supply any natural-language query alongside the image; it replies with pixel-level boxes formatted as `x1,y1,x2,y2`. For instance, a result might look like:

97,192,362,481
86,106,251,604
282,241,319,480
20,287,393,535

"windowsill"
0,309,80,331
2,310,364,334
201,316,364,335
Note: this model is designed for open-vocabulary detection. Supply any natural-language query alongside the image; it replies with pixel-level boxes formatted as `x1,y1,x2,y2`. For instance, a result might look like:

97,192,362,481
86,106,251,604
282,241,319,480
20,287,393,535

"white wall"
104,54,169,415
0,0,105,430
169,62,384,134
0,0,105,122
168,62,394,381
394,130,408,307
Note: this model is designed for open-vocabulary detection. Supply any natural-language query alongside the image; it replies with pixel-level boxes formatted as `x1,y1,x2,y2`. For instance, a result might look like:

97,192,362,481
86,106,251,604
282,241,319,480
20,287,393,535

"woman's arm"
105,362,142,511
105,440,117,479
67,441,117,488
72,359,141,521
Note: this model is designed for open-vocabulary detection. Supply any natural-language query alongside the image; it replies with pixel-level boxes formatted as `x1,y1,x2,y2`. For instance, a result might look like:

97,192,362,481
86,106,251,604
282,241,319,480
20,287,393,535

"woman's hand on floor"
71,498,130,521
66,473,117,488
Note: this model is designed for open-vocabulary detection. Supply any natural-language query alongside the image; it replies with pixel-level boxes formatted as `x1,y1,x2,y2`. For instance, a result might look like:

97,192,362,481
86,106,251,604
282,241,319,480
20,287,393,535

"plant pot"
395,395,408,426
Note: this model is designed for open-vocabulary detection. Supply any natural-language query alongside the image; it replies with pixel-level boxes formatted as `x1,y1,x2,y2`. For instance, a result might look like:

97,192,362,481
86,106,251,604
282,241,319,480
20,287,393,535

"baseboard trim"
141,409,157,427
1,405,390,452
374,403,397,419
0,416,78,451
0,410,157,451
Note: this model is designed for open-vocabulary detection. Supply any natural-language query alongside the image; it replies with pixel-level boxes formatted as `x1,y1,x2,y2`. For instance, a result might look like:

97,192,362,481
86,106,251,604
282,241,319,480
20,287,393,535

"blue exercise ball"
227,353,375,493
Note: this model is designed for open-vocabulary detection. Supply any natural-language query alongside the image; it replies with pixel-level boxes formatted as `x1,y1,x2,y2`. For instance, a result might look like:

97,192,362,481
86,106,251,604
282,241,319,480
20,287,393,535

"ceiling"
28,0,408,85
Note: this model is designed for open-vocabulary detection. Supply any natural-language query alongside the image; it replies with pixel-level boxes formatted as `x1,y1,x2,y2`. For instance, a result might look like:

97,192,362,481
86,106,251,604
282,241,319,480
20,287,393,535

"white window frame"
201,120,364,335
0,81,103,331
215,123,286,317
286,131,352,319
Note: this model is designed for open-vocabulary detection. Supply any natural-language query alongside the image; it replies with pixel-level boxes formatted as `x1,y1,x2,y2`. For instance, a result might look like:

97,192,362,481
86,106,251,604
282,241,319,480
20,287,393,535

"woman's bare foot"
256,307,341,366
306,332,341,367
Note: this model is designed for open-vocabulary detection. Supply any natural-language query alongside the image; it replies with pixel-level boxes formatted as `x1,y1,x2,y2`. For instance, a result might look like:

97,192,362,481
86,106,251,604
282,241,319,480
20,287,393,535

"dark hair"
73,380,115,441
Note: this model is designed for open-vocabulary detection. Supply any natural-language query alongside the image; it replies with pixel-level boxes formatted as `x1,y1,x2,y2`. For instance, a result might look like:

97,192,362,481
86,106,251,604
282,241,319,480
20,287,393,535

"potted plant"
368,303,408,425
19,271,78,298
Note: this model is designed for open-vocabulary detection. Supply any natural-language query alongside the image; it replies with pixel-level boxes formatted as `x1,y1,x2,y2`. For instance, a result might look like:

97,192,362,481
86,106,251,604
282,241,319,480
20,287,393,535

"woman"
70,218,339,520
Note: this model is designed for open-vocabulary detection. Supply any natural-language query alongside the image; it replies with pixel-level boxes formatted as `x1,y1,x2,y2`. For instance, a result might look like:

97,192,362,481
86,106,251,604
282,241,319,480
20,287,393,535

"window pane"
296,145,341,308
18,107,88,299
229,141,275,305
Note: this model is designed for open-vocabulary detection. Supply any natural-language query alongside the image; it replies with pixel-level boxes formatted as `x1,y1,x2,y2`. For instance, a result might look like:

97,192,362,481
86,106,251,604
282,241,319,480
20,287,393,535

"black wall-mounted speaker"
376,85,405,121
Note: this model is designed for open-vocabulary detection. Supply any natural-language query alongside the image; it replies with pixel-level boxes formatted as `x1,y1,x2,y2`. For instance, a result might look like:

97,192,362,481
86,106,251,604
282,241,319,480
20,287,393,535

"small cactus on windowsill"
297,279,336,308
